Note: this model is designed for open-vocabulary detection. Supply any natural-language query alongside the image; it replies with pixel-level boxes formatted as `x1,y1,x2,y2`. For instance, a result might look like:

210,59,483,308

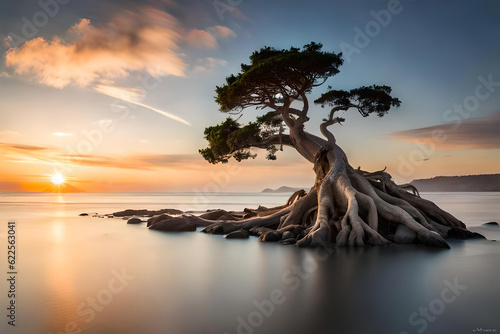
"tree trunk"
155,122,484,248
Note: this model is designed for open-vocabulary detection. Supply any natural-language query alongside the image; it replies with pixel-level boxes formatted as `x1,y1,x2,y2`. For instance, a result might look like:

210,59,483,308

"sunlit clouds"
6,8,186,88
5,7,236,88
392,113,500,150
4,5,234,126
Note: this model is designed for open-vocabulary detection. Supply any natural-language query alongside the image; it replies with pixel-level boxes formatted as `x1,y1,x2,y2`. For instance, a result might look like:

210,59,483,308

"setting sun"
50,172,66,186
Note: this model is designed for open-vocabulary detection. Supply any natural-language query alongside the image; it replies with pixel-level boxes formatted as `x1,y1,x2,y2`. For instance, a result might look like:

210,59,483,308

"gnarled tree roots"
150,146,484,249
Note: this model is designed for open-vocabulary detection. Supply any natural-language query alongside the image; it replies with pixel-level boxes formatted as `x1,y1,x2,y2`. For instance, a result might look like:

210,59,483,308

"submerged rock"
483,222,499,227
199,209,230,220
127,218,143,224
147,214,173,227
149,215,213,232
249,226,273,237
281,231,295,240
202,222,241,234
113,208,183,217
258,230,282,242
225,229,250,239
279,238,296,245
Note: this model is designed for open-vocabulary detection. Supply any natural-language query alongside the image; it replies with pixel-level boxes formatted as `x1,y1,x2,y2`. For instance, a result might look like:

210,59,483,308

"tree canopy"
200,42,401,164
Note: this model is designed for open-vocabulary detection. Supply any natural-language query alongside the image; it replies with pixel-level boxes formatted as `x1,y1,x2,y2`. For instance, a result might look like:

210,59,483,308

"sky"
0,0,499,192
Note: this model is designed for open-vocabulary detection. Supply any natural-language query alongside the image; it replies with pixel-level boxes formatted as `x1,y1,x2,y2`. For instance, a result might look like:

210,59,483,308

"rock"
202,223,225,234
127,218,143,224
249,227,273,237
258,230,282,242
79,213,88,216
482,222,499,227
147,214,173,227
149,215,212,232
199,209,230,220
281,231,295,240
113,208,183,217
202,222,240,234
394,225,417,244
225,229,250,239
279,238,296,245
217,213,239,221
278,225,307,239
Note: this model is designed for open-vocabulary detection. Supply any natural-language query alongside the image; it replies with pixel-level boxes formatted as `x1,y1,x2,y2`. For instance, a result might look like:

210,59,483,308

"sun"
50,172,66,186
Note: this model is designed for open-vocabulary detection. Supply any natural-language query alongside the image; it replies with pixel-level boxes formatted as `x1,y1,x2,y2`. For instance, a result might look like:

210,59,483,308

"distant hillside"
410,174,500,192
262,186,304,193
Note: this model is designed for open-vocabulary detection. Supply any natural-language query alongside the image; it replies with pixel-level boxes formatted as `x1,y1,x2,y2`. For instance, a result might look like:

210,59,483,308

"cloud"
140,154,202,166
186,29,218,49
185,25,236,49
208,25,237,39
5,8,237,89
93,82,191,125
6,7,187,88
0,140,202,170
392,113,500,150
192,57,228,73
0,142,48,151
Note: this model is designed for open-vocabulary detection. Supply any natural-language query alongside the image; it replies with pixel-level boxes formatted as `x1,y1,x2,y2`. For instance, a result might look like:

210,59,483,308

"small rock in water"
79,213,88,216
199,209,230,220
482,222,499,227
258,230,282,242
279,238,296,245
281,231,295,240
225,229,250,239
127,218,143,224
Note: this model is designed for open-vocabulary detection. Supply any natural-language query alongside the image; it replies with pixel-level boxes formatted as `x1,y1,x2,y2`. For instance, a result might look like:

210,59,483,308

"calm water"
0,192,499,334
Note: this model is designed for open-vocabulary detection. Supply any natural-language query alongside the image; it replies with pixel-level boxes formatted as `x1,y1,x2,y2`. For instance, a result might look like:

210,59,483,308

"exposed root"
152,143,482,250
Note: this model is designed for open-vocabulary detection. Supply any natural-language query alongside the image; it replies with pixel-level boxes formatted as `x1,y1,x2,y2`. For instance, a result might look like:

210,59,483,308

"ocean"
0,192,499,334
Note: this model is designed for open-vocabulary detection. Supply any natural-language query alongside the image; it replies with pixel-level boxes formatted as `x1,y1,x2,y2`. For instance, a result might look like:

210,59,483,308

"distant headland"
410,174,500,192
261,186,305,193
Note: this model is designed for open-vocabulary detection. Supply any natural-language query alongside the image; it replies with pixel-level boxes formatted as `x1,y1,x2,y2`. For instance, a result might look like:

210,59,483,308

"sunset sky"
1,0,499,192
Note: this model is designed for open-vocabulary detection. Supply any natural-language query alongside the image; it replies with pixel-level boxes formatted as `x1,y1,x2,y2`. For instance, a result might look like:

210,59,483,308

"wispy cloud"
392,113,500,150
4,5,236,126
1,140,202,170
192,57,228,74
0,142,48,151
93,82,191,125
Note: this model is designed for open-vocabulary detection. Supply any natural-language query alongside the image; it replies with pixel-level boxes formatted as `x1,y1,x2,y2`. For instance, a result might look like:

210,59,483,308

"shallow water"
0,192,499,334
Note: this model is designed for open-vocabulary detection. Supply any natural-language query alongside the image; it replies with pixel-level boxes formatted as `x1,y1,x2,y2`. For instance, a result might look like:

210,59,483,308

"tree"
195,42,483,248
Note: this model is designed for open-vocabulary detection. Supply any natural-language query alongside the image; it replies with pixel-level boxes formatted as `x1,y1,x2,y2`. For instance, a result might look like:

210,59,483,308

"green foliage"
315,85,401,117
199,114,283,164
201,42,402,165
215,42,343,112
